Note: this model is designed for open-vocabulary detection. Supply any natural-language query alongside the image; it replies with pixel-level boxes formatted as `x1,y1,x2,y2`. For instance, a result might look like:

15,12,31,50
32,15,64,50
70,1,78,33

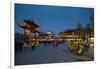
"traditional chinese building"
58,29,80,40
19,18,40,44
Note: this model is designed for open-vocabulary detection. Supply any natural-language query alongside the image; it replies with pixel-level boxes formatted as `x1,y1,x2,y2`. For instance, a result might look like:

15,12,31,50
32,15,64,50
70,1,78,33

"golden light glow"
25,29,32,35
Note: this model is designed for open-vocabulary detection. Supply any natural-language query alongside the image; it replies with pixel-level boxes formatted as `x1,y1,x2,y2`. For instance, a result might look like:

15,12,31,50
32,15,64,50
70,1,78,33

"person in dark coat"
15,40,19,53
18,41,23,52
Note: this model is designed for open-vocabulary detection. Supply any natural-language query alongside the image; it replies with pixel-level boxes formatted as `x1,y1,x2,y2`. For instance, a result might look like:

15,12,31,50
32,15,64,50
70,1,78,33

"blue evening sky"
15,4,94,35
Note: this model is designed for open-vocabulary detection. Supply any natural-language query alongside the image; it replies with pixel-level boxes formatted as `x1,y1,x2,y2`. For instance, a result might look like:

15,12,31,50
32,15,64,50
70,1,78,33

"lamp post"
72,32,74,41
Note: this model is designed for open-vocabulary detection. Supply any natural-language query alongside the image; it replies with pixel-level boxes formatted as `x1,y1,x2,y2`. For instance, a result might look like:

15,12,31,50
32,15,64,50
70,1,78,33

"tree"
77,22,83,30
85,15,94,37
76,22,84,39
85,23,91,35
90,15,94,37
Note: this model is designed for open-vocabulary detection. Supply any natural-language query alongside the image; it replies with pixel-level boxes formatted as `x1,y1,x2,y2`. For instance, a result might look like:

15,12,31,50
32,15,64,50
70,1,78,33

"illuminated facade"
19,18,40,44
59,32,80,40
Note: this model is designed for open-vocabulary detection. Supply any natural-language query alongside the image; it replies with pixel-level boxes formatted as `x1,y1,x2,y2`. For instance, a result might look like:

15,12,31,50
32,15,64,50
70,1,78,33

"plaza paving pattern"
15,42,93,65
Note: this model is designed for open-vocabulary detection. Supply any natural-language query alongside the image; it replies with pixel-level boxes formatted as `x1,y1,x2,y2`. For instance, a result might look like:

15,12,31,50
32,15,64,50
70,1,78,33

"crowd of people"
15,38,94,59
15,39,65,53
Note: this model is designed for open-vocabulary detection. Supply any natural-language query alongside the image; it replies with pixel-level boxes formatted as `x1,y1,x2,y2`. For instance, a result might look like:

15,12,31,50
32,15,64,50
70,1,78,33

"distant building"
59,29,80,40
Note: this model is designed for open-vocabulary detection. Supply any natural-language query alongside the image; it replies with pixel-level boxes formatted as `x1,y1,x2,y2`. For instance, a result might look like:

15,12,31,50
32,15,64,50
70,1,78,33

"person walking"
31,41,35,50
18,40,24,52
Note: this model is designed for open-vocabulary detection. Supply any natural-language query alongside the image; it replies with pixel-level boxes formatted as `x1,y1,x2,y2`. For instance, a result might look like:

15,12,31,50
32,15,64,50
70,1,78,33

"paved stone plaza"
15,42,93,65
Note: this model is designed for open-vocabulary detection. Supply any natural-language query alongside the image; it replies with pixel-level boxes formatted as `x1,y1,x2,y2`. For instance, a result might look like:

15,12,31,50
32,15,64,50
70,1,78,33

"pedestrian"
15,40,19,53
23,41,27,49
83,41,89,55
18,41,23,52
44,40,47,47
31,41,35,50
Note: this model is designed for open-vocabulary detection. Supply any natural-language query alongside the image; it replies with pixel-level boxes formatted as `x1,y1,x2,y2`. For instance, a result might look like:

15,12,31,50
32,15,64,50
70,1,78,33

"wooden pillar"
34,32,40,44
